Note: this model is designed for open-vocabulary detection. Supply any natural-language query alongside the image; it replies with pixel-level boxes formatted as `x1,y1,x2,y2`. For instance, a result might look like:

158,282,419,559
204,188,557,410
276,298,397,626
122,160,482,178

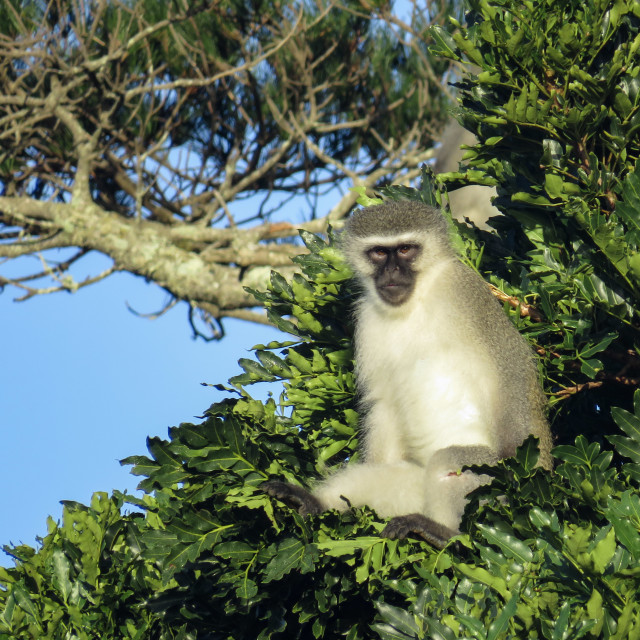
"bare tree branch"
0,0,455,338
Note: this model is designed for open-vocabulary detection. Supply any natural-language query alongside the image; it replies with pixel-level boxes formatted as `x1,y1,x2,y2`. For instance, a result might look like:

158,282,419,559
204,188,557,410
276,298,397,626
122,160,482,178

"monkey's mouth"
381,283,406,294
382,283,411,292
377,282,414,306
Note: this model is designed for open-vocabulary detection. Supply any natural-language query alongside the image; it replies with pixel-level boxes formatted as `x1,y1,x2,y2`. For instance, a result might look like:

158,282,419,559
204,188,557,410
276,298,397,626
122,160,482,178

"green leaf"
616,159,640,246
256,350,292,377
553,436,601,466
316,537,381,557
214,541,256,562
266,309,300,336
237,357,276,381
236,578,258,600
263,538,317,582
545,173,566,199
607,493,640,556
270,271,294,299
371,623,414,640
551,601,572,640
350,186,383,207
374,602,420,638
299,230,328,253
10,583,41,626
424,617,456,640
455,563,509,599
609,395,640,463
590,527,616,574
514,436,542,472
579,334,617,358
529,506,560,532
580,357,603,378
608,432,640,464
49,549,73,603
487,593,518,640
476,523,534,563
429,25,460,59
586,590,604,637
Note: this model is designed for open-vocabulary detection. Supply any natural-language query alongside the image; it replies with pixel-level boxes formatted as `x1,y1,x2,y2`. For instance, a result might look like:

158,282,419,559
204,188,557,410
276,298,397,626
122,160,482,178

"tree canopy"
0,0,454,337
4,0,640,638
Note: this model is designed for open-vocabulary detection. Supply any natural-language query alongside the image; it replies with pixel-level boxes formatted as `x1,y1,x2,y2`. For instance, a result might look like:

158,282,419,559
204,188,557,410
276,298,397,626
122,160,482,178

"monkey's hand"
262,480,323,516
381,514,458,549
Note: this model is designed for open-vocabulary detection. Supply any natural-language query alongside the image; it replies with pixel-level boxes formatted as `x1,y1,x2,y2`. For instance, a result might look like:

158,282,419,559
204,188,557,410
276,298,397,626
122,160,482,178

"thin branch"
123,7,303,99
488,284,544,322
4,262,117,302
221,308,273,326
126,296,179,320
555,376,640,398
0,0,450,326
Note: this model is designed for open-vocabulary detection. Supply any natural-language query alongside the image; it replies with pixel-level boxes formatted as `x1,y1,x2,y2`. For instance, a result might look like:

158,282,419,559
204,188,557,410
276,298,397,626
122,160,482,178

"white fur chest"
355,267,498,462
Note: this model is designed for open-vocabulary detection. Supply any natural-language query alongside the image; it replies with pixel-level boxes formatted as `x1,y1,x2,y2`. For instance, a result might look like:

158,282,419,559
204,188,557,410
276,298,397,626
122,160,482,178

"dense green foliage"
432,0,640,438
3,213,640,638
4,0,640,638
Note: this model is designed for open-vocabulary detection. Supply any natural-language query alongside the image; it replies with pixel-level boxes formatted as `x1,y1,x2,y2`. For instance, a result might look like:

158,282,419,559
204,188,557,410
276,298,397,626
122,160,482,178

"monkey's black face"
367,244,421,306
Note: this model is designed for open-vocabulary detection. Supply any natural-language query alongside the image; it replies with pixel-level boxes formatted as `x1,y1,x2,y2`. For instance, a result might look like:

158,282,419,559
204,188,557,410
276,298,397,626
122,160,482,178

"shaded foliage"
432,0,640,442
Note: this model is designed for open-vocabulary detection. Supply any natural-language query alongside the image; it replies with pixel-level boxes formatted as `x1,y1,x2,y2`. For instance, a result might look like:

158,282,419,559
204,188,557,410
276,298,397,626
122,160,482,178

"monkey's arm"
262,480,323,516
263,478,456,548
381,514,458,549
429,444,500,472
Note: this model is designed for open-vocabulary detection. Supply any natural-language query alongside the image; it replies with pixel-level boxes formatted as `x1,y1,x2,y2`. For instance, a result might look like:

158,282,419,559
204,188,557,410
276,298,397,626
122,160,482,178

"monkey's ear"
261,480,323,516
381,513,458,549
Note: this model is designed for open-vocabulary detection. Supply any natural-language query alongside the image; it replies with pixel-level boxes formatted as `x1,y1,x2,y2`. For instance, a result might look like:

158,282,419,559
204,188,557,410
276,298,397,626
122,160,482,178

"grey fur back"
445,259,551,466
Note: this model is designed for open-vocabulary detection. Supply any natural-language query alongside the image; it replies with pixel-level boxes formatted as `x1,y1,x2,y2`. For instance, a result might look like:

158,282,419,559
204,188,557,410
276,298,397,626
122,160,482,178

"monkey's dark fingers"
261,480,323,516
381,514,457,549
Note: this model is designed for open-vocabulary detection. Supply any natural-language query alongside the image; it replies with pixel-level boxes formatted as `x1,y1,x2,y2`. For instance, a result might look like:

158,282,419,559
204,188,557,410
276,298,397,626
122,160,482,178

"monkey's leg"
262,480,323,516
313,462,429,515
381,514,458,549
383,446,497,547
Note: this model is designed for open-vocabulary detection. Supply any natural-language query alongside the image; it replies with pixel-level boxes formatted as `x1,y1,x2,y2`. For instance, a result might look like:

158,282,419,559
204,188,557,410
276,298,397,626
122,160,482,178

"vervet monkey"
434,120,500,230
264,201,552,548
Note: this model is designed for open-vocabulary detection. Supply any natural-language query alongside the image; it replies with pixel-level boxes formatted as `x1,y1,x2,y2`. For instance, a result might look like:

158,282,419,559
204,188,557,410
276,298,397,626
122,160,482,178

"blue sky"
1,265,283,565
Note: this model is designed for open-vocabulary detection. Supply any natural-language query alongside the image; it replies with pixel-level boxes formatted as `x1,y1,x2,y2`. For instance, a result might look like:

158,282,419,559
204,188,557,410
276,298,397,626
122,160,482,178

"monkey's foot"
381,514,457,549
262,480,323,516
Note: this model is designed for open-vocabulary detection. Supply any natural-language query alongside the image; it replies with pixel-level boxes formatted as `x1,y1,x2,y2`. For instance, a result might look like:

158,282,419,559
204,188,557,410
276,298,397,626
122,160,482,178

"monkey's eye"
396,245,419,259
368,247,389,262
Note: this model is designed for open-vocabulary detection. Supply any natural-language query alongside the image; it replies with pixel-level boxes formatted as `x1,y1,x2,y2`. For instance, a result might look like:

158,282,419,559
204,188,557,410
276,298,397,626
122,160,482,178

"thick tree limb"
0,0,454,338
